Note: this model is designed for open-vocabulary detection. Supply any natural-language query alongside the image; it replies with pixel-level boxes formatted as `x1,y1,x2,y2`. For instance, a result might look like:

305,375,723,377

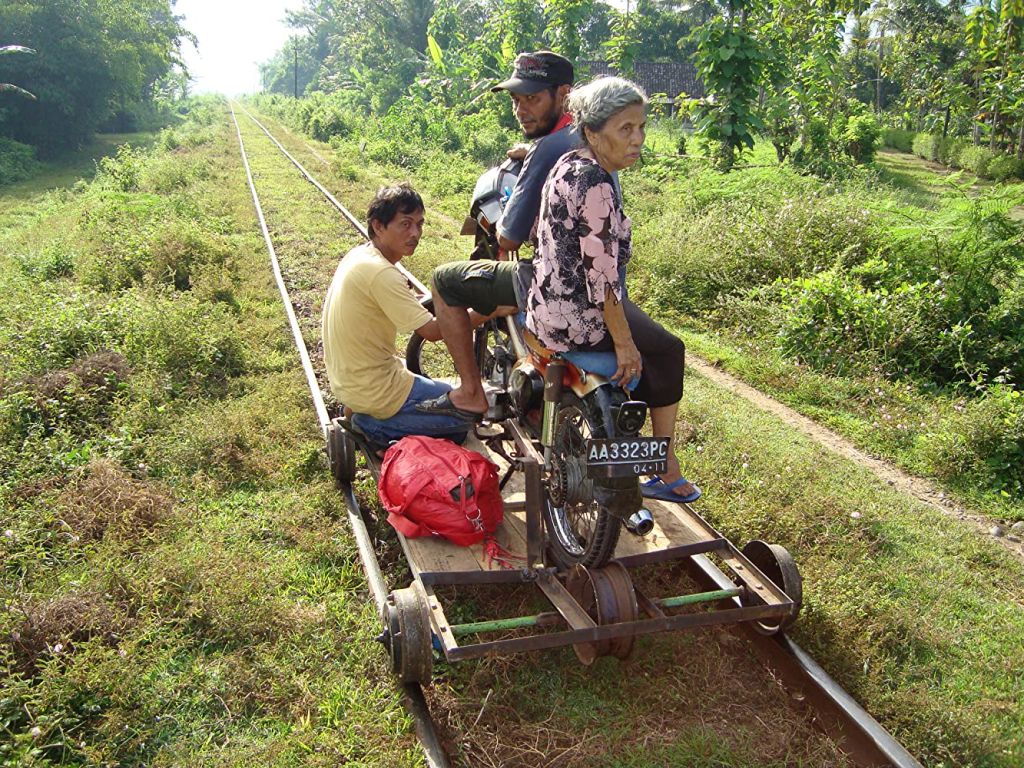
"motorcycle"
405,160,668,569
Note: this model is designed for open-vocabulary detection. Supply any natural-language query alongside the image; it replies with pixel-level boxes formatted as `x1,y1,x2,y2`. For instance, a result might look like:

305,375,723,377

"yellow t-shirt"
321,242,431,419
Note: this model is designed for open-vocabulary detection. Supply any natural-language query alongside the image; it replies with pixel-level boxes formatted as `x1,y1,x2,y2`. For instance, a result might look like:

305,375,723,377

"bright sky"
176,0,303,95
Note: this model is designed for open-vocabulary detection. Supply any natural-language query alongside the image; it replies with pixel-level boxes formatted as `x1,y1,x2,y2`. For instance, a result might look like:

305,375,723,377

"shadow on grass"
0,132,158,202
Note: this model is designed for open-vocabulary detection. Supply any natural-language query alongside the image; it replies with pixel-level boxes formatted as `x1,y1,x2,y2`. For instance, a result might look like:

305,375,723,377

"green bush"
954,144,996,177
919,387,1024,497
0,287,123,377
911,133,940,162
117,290,246,394
881,127,915,153
843,114,880,164
781,268,977,380
986,154,1024,182
96,145,149,192
792,119,854,178
633,169,877,316
938,136,968,167
256,91,516,173
139,154,210,193
76,191,231,292
303,95,354,142
0,136,40,185
752,197,1024,388
0,351,130,439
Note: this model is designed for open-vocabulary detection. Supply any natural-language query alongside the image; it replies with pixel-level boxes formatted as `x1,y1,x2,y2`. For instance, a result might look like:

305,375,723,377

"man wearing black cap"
491,50,576,252
415,51,579,421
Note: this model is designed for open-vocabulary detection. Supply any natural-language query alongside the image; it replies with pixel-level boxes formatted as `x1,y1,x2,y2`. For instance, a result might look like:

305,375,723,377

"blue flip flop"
642,475,702,503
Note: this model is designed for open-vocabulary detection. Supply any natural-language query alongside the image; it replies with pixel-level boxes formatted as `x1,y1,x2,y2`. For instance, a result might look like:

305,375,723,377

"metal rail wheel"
740,540,803,635
326,418,357,486
566,561,639,664
380,581,435,685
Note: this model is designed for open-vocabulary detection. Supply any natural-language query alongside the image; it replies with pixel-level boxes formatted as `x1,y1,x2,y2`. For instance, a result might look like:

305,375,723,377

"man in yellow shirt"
322,184,472,449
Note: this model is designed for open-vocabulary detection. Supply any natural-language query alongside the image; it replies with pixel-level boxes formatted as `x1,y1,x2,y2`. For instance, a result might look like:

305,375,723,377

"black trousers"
585,299,685,408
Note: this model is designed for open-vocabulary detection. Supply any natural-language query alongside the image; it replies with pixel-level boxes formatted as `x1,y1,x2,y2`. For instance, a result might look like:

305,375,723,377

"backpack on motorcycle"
461,157,523,260
378,435,504,546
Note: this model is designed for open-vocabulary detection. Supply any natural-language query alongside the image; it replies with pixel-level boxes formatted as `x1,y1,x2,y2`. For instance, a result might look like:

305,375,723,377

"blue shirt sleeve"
497,126,579,245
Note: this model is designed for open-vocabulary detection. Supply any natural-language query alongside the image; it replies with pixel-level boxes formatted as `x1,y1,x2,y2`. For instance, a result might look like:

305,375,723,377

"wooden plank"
402,534,483,578
501,492,712,560
613,498,709,557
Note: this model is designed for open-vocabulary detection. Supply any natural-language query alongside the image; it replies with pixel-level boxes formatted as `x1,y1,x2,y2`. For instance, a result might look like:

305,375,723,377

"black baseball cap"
491,51,574,95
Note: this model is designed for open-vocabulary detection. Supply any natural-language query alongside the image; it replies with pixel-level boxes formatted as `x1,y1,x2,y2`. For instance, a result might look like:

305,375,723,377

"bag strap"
387,509,429,539
484,536,527,569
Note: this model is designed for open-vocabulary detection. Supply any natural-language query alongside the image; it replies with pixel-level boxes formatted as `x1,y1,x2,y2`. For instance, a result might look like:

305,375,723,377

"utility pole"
293,39,298,99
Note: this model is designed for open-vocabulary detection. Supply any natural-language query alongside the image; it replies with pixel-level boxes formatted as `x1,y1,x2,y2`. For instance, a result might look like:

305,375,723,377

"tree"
260,35,320,96
545,0,594,62
0,0,190,152
0,45,36,100
966,0,1024,151
604,1,643,75
691,0,765,169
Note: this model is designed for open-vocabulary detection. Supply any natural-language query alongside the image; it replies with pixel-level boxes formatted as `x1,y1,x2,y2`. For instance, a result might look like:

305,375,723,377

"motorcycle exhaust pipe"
624,508,655,536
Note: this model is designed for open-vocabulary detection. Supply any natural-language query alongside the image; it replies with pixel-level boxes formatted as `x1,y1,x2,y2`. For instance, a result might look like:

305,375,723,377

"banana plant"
0,45,36,99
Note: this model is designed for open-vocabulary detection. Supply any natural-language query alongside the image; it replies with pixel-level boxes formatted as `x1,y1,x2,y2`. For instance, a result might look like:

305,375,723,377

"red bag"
378,435,504,546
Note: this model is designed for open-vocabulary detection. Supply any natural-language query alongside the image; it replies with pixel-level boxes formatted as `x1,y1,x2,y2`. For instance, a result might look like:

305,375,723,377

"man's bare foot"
448,387,488,414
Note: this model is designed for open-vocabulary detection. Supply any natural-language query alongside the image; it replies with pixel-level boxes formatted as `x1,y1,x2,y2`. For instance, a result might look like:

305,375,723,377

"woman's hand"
612,339,642,388
602,285,640,389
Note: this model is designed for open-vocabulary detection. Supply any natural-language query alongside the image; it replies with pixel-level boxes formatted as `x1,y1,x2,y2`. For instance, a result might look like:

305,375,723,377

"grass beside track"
254,108,1024,766
0,107,421,766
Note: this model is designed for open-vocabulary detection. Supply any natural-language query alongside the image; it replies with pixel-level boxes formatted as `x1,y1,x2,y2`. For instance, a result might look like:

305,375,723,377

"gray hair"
567,76,648,144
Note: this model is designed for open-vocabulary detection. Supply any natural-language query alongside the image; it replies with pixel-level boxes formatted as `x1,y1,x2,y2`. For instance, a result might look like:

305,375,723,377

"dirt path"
875,148,1024,220
688,355,1024,561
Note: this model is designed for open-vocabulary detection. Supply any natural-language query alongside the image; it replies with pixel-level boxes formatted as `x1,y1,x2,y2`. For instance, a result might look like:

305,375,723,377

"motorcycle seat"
522,328,639,391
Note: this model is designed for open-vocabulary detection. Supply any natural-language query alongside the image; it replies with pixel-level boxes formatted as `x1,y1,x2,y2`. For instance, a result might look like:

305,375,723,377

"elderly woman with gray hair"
524,76,700,503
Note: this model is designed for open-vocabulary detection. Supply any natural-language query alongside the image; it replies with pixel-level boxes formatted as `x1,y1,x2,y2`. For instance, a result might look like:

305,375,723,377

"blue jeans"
352,375,469,447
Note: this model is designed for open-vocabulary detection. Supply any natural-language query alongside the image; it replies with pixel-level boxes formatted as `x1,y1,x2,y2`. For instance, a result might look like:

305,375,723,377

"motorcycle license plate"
586,437,670,478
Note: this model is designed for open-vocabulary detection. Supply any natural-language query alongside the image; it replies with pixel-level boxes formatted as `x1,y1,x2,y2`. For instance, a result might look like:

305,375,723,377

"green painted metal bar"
449,587,742,637
451,614,542,636
658,588,741,608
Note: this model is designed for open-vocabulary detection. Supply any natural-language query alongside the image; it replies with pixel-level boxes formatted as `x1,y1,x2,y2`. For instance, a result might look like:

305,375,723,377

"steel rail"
686,553,922,768
229,101,922,768
234,102,429,296
228,102,450,768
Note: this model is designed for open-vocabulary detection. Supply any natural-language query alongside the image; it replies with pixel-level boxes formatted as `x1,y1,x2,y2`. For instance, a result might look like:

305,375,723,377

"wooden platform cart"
326,417,803,684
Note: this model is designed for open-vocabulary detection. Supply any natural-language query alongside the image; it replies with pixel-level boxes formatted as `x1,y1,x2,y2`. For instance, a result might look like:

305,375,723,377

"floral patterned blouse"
525,149,631,352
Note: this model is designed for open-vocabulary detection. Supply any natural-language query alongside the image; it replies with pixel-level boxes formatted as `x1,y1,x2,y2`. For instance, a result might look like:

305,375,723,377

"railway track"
228,101,921,768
